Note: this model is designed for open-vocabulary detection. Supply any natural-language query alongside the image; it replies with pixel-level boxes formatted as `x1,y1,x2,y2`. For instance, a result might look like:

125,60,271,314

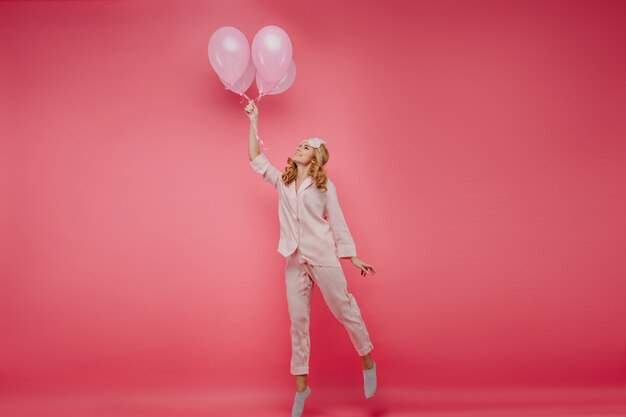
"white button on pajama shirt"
250,153,374,375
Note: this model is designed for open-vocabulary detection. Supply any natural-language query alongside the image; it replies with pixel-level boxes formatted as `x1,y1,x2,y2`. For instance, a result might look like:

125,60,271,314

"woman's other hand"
351,257,376,277
245,100,258,122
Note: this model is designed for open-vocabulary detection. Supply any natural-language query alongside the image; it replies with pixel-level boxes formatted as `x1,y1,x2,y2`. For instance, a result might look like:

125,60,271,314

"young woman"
245,100,377,417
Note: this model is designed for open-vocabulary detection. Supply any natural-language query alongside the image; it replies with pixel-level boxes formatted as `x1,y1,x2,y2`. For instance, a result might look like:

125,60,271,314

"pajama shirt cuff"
250,153,270,174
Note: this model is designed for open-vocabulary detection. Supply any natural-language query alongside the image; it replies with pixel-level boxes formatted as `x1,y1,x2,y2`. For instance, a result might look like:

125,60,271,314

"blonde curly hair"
281,144,329,192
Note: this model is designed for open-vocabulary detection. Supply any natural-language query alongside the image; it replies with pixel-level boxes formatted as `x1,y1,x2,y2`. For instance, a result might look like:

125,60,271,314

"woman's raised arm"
245,100,260,161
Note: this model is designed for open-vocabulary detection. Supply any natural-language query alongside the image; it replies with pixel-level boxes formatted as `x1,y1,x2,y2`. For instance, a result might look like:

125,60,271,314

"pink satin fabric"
250,153,357,267
285,246,374,375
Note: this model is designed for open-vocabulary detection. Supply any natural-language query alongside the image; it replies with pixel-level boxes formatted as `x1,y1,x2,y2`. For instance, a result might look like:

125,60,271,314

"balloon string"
232,86,270,150
230,87,266,149
248,114,268,151
254,81,279,103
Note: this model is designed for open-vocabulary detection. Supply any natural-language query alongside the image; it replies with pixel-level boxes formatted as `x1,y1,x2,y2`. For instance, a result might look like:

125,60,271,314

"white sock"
363,360,377,399
291,385,311,417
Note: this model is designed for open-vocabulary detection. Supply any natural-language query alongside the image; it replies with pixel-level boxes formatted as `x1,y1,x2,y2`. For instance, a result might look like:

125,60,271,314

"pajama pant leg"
304,263,374,357
285,250,315,375
285,248,374,375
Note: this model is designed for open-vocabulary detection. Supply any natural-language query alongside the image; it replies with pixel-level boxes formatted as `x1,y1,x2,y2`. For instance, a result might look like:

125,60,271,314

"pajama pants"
285,246,374,375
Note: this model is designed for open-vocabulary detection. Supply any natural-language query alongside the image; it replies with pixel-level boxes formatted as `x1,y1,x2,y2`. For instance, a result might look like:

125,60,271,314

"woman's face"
293,141,315,164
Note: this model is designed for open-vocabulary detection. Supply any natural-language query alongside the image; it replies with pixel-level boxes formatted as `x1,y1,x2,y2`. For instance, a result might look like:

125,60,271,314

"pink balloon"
220,57,256,95
251,25,292,85
255,72,273,96
256,59,296,96
208,26,250,85
268,59,296,95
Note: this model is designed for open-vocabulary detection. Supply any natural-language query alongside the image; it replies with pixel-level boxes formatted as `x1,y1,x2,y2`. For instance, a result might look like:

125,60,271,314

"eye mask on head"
302,137,327,148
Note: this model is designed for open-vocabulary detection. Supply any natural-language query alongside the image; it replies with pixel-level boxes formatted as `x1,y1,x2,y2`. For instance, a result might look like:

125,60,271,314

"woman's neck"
296,165,311,181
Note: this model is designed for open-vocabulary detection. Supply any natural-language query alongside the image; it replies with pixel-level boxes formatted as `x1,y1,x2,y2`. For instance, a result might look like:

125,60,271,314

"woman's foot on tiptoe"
363,360,377,399
291,385,311,417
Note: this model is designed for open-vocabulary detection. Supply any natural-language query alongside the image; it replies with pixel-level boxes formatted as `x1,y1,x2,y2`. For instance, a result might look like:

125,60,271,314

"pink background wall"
2,0,625,395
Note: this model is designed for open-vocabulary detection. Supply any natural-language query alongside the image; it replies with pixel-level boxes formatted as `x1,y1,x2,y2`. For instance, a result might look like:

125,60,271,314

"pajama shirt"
250,153,374,375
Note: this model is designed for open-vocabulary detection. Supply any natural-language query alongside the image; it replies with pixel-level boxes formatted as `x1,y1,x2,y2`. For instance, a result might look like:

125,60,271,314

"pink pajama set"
250,153,374,375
